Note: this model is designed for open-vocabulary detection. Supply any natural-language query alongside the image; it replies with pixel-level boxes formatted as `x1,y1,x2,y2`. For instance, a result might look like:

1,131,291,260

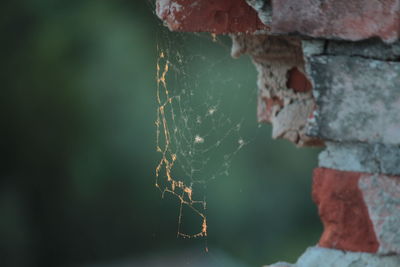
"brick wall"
156,1,400,266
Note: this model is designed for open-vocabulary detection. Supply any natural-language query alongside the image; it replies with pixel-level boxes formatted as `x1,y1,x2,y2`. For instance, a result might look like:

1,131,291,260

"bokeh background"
0,1,322,266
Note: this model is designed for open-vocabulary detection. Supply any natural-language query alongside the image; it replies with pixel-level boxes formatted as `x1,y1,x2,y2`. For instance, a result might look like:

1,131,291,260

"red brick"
286,67,312,93
312,168,379,253
272,0,400,43
156,0,268,34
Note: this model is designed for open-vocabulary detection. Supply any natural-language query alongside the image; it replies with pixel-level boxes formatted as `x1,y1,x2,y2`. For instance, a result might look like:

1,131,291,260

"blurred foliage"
0,1,322,267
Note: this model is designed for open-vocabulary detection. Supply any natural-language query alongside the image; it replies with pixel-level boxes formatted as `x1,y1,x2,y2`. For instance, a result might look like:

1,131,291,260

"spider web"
154,17,256,242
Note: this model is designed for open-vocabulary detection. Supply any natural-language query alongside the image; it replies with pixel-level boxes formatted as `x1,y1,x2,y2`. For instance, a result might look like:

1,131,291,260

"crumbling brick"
231,34,321,146
156,0,268,34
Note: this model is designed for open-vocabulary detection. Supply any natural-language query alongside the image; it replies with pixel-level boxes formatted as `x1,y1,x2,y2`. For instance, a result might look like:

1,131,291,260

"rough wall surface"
231,34,320,146
268,247,400,267
271,0,400,43
305,38,400,259
157,0,400,42
311,167,400,256
155,0,400,266
312,168,379,253
307,56,400,144
319,142,400,175
360,174,400,255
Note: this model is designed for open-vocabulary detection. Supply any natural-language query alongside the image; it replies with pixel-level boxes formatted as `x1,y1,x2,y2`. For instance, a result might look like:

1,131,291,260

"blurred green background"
0,1,322,266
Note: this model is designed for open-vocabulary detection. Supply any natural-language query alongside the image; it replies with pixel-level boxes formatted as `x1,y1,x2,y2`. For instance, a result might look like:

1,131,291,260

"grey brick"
319,142,400,175
306,56,400,145
326,39,400,61
267,247,400,267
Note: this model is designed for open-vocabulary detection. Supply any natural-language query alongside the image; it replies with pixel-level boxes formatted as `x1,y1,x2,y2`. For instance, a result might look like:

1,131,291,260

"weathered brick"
313,168,400,254
271,0,400,43
267,247,400,267
306,56,400,145
312,168,379,253
231,34,322,146
156,0,268,34
319,142,379,173
326,39,400,61
359,174,400,255
319,142,400,175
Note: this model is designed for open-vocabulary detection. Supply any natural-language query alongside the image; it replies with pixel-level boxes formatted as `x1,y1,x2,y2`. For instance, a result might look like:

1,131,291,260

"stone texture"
301,39,400,60
360,174,400,255
231,34,322,146
319,142,400,175
326,39,400,61
271,0,400,43
377,145,400,175
312,168,379,253
156,0,268,34
319,142,380,173
306,56,400,145
267,247,400,267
